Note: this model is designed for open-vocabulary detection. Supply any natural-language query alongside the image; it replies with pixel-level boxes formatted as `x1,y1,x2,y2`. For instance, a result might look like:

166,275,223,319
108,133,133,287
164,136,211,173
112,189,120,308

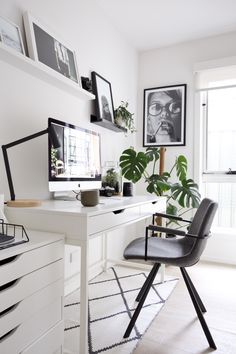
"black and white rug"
64,266,178,354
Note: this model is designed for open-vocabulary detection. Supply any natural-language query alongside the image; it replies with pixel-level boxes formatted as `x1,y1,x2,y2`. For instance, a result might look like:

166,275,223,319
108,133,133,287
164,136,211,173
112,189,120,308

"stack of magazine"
0,219,29,250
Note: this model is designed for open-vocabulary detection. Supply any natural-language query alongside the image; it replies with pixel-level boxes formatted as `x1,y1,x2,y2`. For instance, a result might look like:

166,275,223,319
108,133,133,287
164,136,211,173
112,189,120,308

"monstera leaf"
119,148,147,183
146,172,171,195
145,147,160,163
176,155,187,181
171,179,201,208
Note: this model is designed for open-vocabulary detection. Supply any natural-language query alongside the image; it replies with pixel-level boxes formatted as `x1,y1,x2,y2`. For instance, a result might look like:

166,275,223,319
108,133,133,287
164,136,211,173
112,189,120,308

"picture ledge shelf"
0,43,95,100
90,115,127,133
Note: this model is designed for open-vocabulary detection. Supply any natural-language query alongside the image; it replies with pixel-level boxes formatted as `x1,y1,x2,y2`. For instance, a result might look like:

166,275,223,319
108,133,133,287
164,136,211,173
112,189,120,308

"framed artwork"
91,71,115,123
0,16,25,54
23,12,79,84
143,84,186,147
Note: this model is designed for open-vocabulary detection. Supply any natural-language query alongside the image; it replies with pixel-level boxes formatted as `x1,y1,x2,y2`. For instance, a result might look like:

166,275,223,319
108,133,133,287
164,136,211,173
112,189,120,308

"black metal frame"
123,212,217,349
0,219,29,249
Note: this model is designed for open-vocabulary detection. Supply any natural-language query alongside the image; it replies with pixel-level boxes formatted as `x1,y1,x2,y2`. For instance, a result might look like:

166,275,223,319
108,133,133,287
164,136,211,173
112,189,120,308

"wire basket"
0,219,29,250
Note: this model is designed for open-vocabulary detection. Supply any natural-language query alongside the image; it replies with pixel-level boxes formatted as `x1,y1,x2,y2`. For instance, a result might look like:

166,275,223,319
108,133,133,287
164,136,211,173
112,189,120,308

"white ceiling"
95,0,236,51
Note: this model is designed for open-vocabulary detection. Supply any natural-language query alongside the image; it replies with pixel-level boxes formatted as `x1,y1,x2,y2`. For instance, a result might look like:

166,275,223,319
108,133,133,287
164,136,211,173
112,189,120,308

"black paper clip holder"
0,219,29,250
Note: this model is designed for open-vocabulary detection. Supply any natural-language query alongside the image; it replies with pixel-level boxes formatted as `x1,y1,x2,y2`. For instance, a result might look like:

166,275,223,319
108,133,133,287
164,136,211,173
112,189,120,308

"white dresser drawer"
88,206,140,235
0,278,64,338
0,240,64,286
21,321,64,354
0,259,63,313
0,297,62,354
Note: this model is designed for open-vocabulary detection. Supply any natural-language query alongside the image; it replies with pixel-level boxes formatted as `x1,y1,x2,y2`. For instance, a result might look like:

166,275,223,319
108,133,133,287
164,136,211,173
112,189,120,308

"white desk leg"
80,240,89,354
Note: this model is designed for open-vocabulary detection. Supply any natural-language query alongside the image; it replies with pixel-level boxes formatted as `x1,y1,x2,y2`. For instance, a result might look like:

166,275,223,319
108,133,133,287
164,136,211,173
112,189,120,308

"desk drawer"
0,278,64,338
88,206,140,235
0,297,62,354
0,259,63,313
140,199,166,216
21,321,64,354
0,240,64,286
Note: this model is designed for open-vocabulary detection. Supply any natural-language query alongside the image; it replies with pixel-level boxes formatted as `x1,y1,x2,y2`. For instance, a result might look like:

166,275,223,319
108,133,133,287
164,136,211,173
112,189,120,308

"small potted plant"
114,101,136,133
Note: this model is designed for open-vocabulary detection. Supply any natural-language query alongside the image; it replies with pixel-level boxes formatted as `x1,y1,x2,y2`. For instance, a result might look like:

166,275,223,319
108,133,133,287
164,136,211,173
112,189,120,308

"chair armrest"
154,212,192,223
147,224,186,236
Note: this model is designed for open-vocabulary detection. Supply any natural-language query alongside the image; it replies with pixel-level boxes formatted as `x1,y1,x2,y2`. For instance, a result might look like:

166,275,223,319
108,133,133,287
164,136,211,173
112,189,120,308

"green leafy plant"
119,147,201,226
114,101,136,133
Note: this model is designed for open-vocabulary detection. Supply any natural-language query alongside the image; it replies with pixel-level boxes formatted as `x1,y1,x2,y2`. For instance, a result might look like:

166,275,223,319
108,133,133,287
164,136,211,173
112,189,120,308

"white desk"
5,195,166,354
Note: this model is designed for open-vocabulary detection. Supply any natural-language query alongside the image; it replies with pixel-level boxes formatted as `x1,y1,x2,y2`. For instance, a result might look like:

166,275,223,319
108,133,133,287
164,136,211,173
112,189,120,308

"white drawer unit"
0,230,64,354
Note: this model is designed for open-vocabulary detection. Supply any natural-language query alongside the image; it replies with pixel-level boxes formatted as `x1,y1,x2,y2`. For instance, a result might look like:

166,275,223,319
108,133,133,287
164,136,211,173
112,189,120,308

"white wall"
137,31,236,264
0,0,138,292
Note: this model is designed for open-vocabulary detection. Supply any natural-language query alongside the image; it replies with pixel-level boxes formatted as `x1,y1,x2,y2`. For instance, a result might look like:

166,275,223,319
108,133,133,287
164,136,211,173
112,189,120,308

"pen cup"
123,182,133,197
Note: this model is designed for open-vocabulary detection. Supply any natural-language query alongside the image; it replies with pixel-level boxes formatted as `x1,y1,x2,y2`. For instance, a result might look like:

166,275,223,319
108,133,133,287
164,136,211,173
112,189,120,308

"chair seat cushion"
124,236,196,267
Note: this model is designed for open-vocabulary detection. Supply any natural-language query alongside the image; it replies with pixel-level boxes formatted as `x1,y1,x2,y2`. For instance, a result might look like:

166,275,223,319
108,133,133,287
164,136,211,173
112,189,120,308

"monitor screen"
48,118,101,192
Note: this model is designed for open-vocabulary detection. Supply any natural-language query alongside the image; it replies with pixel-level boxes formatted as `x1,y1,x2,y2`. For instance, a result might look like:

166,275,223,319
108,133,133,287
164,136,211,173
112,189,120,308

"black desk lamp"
2,123,60,207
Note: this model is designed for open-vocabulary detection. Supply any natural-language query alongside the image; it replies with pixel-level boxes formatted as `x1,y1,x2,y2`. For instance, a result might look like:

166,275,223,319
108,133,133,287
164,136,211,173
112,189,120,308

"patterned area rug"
64,266,178,354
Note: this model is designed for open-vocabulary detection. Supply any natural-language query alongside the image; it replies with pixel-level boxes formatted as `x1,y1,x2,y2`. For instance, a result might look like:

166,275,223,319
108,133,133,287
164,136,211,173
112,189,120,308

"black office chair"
123,198,218,349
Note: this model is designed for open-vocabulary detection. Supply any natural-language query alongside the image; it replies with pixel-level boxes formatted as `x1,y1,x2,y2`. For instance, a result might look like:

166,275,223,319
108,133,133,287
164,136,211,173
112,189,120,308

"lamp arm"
1,128,49,201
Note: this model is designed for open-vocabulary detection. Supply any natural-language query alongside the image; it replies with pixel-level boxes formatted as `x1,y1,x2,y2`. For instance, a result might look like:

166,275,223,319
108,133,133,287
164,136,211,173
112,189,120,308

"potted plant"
114,101,136,133
119,147,201,228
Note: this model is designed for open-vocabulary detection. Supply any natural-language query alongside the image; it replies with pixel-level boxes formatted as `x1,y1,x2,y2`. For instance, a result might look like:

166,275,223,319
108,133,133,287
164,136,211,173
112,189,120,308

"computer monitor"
48,118,101,194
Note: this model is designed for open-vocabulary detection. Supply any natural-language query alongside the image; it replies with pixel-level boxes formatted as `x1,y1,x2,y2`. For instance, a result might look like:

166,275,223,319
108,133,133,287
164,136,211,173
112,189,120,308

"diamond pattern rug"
64,266,178,354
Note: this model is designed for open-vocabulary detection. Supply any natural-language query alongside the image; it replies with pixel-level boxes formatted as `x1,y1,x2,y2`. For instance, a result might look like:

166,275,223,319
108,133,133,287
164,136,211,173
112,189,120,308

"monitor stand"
52,191,77,201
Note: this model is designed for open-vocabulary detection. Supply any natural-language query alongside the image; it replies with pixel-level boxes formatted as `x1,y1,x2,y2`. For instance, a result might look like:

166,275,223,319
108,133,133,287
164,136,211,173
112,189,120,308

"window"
198,66,236,228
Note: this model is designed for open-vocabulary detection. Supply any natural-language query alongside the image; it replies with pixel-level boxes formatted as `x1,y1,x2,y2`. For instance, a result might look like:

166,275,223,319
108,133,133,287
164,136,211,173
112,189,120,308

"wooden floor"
133,261,236,354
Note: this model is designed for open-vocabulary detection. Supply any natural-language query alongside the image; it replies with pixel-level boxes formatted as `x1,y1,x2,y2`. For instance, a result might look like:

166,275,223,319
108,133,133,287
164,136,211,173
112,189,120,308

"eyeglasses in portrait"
143,84,186,147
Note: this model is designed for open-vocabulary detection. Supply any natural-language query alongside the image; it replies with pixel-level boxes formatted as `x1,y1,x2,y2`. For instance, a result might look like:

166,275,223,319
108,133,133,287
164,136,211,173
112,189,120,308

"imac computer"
48,118,101,198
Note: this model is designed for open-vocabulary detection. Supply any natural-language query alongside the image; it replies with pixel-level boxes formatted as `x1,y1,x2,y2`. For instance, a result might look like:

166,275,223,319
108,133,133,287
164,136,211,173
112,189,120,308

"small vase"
102,161,122,195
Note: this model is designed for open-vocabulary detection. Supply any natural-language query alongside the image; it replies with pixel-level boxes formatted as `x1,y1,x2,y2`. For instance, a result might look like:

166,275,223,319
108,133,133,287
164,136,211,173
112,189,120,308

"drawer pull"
0,303,18,317
0,326,18,342
152,201,157,204
0,255,18,266
0,279,18,292
113,209,125,215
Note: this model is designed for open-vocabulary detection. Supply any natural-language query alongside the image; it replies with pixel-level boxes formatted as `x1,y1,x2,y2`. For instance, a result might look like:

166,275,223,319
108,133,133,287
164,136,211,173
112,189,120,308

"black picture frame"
91,71,115,123
143,84,186,147
23,12,79,84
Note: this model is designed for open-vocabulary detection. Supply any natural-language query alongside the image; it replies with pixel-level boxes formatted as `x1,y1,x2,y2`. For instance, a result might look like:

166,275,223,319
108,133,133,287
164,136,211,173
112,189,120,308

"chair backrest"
185,198,218,266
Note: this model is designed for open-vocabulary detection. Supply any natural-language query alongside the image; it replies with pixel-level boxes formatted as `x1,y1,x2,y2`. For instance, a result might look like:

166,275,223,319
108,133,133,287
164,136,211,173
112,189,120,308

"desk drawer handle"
152,201,157,204
0,303,19,318
0,279,18,293
0,326,18,342
113,209,125,215
0,255,18,267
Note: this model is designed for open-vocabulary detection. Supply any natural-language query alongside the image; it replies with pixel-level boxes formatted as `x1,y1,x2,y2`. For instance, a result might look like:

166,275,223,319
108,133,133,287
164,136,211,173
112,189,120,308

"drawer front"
0,240,64,287
0,278,64,338
21,321,64,354
0,259,63,313
88,206,140,235
140,199,166,216
0,297,62,354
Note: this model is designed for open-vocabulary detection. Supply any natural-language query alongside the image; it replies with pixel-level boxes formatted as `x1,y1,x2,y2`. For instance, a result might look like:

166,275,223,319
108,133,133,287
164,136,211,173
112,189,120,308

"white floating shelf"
0,43,95,100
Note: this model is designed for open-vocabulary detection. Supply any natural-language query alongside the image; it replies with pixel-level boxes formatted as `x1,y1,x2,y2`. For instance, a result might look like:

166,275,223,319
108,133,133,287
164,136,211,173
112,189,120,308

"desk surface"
6,195,165,217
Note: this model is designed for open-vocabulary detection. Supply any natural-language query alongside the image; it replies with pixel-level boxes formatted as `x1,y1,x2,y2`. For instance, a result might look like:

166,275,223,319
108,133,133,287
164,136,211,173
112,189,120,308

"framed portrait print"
23,12,79,84
143,84,186,147
0,16,25,54
91,71,115,123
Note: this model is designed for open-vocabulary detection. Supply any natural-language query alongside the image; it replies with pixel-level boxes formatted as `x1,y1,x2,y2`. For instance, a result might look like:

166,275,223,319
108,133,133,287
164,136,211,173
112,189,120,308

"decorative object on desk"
23,12,79,83
1,120,60,207
0,219,29,249
99,186,115,197
102,161,122,195
0,16,25,54
114,101,136,133
64,265,178,354
119,147,200,227
76,189,99,207
123,181,133,197
81,76,92,92
143,84,186,147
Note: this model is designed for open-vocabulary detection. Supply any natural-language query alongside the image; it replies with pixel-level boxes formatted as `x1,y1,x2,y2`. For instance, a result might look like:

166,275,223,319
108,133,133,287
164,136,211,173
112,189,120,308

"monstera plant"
119,147,201,227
